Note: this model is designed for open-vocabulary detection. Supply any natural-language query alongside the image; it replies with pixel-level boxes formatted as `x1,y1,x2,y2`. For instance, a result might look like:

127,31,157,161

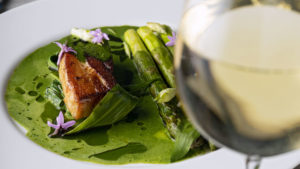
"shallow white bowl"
0,0,299,168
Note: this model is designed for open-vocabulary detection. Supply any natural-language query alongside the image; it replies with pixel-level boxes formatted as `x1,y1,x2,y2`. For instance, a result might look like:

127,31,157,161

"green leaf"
171,120,200,162
47,55,59,79
67,39,111,62
67,84,138,134
90,142,147,160
45,79,65,110
124,78,159,96
48,55,58,72
209,141,217,151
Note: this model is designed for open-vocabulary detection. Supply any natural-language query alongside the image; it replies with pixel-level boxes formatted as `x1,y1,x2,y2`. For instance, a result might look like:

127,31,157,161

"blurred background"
0,0,35,13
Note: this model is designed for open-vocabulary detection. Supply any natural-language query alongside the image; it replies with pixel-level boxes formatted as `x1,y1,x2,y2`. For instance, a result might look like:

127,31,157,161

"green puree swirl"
5,26,208,165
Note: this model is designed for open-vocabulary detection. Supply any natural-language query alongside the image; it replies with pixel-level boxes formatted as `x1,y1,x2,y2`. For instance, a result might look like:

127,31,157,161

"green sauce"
5,26,210,165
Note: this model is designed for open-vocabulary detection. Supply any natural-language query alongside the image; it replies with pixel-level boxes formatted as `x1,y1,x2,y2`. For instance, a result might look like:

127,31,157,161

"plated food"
5,23,214,164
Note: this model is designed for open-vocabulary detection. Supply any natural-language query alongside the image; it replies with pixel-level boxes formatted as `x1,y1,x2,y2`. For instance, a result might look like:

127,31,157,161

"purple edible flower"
54,42,77,66
47,111,76,137
90,28,109,44
165,31,176,47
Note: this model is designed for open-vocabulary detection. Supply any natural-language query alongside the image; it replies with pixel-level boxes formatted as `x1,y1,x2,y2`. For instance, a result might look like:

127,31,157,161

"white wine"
176,5,300,156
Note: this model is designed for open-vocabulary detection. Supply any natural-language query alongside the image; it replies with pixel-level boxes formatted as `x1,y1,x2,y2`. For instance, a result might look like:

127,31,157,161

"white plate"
0,0,300,168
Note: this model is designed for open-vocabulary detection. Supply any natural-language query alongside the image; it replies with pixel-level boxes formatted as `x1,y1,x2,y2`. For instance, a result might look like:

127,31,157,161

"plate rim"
0,0,299,169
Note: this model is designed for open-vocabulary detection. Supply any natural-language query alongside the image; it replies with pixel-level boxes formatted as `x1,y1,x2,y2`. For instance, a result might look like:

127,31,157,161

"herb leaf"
171,120,201,162
67,39,111,62
45,80,65,110
67,84,138,134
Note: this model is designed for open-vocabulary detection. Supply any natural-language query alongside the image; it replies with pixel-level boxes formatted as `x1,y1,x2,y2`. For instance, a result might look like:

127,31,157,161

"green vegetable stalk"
124,28,205,161
124,29,179,137
146,22,175,56
137,26,175,88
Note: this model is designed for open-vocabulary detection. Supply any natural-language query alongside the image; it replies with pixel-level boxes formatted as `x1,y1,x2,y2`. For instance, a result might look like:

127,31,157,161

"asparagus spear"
146,22,175,56
124,29,179,137
124,29,205,161
137,26,176,88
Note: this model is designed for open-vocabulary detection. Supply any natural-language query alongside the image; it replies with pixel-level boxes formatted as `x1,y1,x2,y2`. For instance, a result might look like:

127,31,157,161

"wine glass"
175,0,300,168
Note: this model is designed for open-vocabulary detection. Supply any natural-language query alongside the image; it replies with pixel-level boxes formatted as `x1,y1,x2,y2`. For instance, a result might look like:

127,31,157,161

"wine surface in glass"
175,5,300,156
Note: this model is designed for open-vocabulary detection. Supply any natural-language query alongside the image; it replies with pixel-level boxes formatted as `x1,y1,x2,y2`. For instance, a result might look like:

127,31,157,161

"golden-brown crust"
59,53,115,120
86,56,116,89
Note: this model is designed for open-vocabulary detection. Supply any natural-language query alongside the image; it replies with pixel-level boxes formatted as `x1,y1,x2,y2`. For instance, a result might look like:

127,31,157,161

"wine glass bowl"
175,0,300,159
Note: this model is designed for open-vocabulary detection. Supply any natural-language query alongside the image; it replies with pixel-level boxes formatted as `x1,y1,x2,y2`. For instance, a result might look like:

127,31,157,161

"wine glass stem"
246,155,261,169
